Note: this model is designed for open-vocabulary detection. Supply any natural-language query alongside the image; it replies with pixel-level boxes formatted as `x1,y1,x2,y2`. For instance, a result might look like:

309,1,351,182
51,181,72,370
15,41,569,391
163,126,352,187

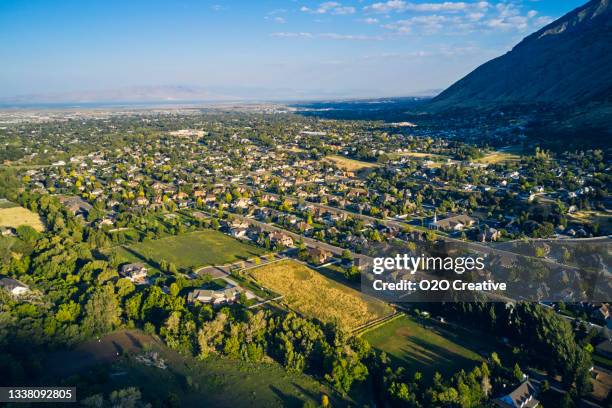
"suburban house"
353,256,371,271
346,188,368,198
134,196,149,206
493,380,539,408
58,195,93,217
297,221,314,233
269,231,294,248
187,286,244,305
191,211,207,221
0,277,30,297
230,227,248,239
119,263,148,284
429,214,476,231
308,247,333,264
225,218,250,230
232,198,251,209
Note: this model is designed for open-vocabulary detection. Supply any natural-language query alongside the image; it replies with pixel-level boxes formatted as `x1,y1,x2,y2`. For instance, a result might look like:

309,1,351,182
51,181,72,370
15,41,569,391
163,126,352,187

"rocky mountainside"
429,0,612,109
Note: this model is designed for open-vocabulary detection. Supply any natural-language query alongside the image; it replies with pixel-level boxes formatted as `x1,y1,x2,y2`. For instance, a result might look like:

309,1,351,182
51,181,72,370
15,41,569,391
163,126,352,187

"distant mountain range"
0,85,433,107
0,85,247,106
429,0,612,110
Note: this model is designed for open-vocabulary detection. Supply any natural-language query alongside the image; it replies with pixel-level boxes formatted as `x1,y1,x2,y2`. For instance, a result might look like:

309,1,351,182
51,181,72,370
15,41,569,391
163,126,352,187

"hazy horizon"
1,0,585,102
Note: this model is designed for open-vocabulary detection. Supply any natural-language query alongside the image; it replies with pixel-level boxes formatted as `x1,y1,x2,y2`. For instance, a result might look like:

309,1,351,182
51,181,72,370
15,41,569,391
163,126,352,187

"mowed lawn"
117,230,266,273
250,259,394,330
0,205,45,231
363,315,493,378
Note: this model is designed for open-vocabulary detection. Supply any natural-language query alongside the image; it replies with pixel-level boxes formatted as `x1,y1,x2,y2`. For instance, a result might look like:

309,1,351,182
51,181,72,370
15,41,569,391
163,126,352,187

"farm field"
325,155,380,172
0,204,45,231
474,149,522,164
249,259,394,330
362,315,497,379
43,330,359,408
116,230,267,273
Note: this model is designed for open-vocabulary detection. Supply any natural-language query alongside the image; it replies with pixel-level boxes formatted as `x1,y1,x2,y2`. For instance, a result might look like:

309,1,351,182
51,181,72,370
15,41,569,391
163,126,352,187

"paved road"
195,251,286,278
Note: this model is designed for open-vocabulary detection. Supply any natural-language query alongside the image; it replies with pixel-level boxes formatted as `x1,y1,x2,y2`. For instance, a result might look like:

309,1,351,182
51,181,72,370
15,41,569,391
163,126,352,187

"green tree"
83,285,121,335
56,301,81,323
513,363,524,382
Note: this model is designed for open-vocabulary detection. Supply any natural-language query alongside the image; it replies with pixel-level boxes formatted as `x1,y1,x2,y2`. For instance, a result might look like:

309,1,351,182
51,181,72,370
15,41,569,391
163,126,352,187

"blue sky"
0,0,585,100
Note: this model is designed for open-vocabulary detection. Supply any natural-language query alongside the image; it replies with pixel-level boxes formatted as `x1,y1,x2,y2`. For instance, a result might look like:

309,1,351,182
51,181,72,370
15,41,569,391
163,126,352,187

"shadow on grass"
269,385,306,408
382,329,482,380
120,246,161,270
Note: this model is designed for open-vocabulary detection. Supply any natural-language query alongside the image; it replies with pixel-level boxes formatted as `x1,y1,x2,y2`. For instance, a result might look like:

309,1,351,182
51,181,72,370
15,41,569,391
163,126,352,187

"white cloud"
467,12,485,21
383,15,448,33
271,32,314,38
364,0,408,13
320,32,382,40
482,3,545,31
265,9,288,24
272,31,382,40
363,17,380,24
364,1,474,13
534,15,553,26
301,2,356,15
378,1,551,34
407,2,468,12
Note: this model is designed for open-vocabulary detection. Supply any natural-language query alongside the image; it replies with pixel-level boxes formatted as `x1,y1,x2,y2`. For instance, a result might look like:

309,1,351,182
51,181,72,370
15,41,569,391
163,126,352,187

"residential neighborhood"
0,99,609,407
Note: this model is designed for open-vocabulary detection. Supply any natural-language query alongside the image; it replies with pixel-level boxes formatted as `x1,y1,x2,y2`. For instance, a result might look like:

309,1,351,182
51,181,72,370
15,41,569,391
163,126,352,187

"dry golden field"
474,151,521,164
249,259,393,330
325,155,380,172
0,205,45,232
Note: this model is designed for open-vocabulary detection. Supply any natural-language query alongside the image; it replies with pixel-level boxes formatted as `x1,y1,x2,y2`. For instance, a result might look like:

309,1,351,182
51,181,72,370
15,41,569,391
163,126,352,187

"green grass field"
116,230,267,273
363,315,496,378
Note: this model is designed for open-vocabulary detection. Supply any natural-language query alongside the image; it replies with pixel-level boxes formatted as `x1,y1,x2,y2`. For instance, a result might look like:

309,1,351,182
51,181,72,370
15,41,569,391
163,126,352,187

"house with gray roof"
493,380,539,408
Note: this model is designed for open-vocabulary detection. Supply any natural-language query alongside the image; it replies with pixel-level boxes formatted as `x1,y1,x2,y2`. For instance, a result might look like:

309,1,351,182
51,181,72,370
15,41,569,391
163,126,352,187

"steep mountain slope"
429,0,612,109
